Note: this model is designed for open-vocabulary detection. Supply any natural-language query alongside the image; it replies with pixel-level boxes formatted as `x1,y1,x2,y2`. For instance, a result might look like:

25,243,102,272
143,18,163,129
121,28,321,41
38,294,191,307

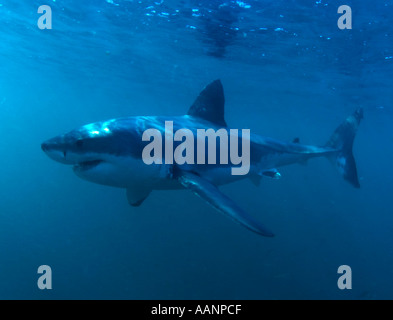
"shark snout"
41,141,50,152
41,137,73,164
41,139,58,154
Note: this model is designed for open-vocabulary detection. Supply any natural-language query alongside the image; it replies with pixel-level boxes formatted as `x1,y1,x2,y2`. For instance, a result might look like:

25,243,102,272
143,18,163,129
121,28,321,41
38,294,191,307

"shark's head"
41,119,146,187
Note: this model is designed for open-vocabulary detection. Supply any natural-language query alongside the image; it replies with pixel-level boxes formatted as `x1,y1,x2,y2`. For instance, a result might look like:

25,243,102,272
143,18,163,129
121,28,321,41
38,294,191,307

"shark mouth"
74,160,104,171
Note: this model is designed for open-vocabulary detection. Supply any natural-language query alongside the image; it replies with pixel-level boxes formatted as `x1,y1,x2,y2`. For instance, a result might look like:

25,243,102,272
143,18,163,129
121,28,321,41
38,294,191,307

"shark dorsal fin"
187,80,227,127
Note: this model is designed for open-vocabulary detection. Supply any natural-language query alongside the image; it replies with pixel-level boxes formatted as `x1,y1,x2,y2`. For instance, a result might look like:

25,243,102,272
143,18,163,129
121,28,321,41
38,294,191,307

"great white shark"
41,80,363,237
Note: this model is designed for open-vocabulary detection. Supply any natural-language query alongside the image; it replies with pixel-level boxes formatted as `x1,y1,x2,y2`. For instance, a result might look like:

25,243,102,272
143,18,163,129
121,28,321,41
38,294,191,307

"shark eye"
76,139,84,148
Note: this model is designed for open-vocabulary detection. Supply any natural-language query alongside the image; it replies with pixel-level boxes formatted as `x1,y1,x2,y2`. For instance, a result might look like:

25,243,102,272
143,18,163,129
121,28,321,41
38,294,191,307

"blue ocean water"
0,0,392,300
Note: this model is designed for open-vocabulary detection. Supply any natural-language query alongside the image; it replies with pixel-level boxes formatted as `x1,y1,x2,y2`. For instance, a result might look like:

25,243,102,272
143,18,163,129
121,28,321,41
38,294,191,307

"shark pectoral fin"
177,171,274,237
126,185,152,207
249,174,262,187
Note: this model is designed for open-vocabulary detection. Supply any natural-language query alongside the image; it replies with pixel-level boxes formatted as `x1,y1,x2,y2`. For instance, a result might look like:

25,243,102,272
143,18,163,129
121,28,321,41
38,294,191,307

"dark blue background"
0,0,392,299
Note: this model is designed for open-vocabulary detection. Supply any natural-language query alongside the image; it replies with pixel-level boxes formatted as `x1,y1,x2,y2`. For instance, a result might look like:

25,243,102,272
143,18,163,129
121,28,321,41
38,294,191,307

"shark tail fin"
325,108,363,188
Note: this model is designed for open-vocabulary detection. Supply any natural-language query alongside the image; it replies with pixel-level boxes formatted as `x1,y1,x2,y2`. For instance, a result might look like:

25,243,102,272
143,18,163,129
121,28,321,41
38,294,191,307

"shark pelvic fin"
262,169,281,179
187,80,227,127
177,171,274,237
126,185,152,207
250,169,281,185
